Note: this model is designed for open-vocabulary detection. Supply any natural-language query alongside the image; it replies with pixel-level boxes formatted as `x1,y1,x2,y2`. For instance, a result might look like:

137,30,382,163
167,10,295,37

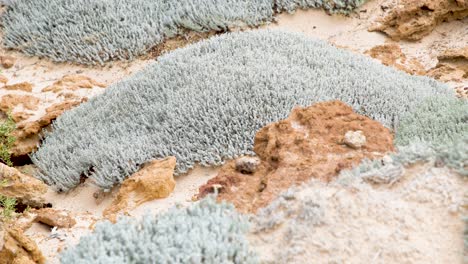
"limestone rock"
198,101,394,213
34,208,76,228
0,75,8,85
104,157,176,220
235,156,260,174
0,163,47,207
0,95,40,112
0,226,45,264
344,130,366,149
427,47,468,82
0,55,16,69
369,0,468,41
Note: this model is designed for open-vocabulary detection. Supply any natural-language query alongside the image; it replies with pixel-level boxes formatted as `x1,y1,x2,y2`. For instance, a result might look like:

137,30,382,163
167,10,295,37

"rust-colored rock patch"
369,0,468,41
104,157,176,221
365,44,426,75
198,101,394,213
0,95,40,112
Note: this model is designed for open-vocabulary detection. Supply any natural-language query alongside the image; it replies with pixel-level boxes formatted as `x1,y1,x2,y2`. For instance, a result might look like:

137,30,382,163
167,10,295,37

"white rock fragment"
344,130,366,149
235,156,260,174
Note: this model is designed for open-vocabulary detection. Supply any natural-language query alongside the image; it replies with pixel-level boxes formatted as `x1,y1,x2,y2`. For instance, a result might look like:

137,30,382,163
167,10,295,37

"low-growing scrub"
61,197,257,264
2,0,368,64
31,30,451,191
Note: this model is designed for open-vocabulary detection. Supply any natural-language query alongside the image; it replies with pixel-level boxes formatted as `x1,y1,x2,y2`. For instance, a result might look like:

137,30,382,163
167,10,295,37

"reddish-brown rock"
2,83,33,93
198,101,394,213
365,44,426,75
427,47,468,82
369,0,468,41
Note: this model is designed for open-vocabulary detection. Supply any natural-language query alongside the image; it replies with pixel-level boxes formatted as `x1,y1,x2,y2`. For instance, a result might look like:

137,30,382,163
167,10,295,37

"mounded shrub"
276,0,367,14
395,96,468,147
2,0,274,65
2,0,368,65
60,197,258,264
31,30,451,191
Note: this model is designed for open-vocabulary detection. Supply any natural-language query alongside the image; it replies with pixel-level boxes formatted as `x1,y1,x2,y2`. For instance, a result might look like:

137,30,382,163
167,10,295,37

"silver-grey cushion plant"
2,0,368,65
31,30,452,192
60,197,258,264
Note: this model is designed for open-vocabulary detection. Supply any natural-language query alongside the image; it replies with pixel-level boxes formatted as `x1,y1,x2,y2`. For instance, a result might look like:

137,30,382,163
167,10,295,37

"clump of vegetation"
31,30,450,192
61,197,257,263
2,0,369,65
0,113,16,167
0,179,17,221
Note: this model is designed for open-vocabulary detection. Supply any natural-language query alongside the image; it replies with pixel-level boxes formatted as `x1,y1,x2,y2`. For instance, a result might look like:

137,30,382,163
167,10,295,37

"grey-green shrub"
2,0,368,65
60,197,258,264
276,0,367,13
2,0,274,65
395,96,468,147
31,30,451,191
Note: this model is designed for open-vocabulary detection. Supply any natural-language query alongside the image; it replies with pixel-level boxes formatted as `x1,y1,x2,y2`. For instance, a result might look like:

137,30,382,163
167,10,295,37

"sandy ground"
0,0,466,263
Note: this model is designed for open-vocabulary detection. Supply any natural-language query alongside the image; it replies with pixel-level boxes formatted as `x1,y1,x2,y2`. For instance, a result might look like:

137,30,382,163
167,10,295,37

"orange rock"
365,44,426,75
0,163,48,207
369,0,468,41
3,83,33,93
41,75,105,93
104,157,176,221
0,55,16,69
198,101,394,213
34,208,76,228
11,99,85,157
0,226,45,264
0,95,40,112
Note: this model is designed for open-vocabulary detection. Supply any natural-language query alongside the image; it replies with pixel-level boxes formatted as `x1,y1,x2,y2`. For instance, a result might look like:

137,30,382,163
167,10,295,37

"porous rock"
104,157,176,220
0,163,47,207
365,44,426,75
198,101,394,213
34,208,76,228
369,0,468,41
0,225,45,264
0,55,16,69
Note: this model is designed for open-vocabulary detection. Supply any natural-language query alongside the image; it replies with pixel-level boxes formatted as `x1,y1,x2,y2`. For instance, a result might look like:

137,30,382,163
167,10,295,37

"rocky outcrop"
370,0,468,41
198,101,394,213
0,225,45,264
365,44,426,75
104,157,176,220
0,95,40,112
0,163,47,207
428,47,468,82
34,208,76,228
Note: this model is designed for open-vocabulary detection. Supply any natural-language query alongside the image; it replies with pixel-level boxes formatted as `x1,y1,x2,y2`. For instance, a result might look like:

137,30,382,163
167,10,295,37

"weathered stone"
365,44,426,75
104,157,176,220
369,0,468,41
0,225,45,264
0,163,47,207
235,156,260,174
344,130,366,149
34,208,76,228
0,55,16,69
198,101,394,213
3,83,33,93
